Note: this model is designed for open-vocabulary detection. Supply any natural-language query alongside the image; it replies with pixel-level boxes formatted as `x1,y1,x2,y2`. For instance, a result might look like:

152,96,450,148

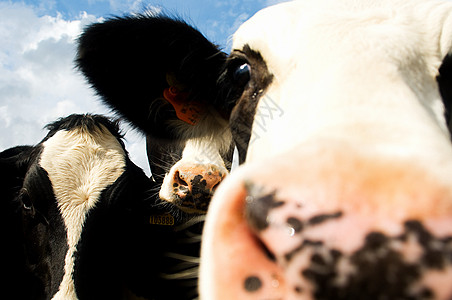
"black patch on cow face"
244,182,285,231
402,220,452,270
244,275,263,292
244,181,344,235
437,53,452,137
308,211,344,226
217,45,274,163
1,144,70,299
21,165,68,298
287,217,304,233
284,239,327,263
0,143,69,299
287,220,452,300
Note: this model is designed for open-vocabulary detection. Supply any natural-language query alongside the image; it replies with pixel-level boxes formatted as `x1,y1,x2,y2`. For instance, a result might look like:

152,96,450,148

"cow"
197,0,452,299
0,114,208,299
75,14,234,216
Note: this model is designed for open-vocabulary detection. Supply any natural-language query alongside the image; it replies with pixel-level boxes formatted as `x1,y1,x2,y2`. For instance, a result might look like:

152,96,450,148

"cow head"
76,14,233,216
198,0,452,299
1,113,214,299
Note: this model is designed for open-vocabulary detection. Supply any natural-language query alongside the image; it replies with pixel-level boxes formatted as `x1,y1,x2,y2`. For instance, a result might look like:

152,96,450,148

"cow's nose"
200,149,452,300
172,164,226,211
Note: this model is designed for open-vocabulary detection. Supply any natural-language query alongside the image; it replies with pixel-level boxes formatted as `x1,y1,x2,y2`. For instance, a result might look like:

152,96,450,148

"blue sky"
17,0,274,48
0,0,283,174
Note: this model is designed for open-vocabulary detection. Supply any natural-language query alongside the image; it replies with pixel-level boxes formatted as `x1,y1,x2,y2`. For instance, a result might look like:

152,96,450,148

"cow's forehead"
232,1,301,78
230,0,452,170
232,0,447,81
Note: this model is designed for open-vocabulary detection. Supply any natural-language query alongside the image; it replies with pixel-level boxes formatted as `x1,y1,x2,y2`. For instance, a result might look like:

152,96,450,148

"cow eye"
233,63,251,87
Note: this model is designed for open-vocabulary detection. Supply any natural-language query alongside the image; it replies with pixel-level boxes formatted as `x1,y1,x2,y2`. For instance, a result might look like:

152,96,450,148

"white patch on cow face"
39,125,125,300
231,0,452,182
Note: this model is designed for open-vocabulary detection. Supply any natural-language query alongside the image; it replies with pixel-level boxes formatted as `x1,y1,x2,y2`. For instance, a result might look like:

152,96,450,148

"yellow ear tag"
149,213,175,226
163,87,205,125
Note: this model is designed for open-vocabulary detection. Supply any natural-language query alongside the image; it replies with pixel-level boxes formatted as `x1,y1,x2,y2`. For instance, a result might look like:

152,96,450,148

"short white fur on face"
39,126,126,300
170,105,233,154
232,0,452,182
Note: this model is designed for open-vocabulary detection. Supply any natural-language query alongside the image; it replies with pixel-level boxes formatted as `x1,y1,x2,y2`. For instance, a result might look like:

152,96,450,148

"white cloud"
0,105,11,127
0,2,150,175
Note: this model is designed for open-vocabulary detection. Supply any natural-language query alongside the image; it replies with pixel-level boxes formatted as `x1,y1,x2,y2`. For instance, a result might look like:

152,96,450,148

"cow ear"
76,14,226,139
437,53,452,137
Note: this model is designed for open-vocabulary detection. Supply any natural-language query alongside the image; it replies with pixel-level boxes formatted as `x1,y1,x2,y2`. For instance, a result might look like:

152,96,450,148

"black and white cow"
0,114,208,299
198,0,452,299
76,14,234,216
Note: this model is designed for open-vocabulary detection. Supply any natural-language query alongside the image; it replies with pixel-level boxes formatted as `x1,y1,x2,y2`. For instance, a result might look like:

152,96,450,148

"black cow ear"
76,14,226,139
437,53,452,138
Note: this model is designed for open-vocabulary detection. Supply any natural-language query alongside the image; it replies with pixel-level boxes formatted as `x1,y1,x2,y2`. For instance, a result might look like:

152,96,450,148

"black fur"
437,53,452,137
1,145,41,299
76,14,227,140
44,113,124,142
1,143,67,299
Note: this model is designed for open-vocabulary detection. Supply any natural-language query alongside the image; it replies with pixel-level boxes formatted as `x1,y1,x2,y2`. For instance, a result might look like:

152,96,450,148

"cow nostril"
207,170,226,192
174,171,189,188
254,234,277,263
211,181,221,192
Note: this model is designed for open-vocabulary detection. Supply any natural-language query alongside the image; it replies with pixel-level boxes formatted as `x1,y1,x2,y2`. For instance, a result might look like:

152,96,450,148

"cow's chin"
160,196,209,215
177,205,207,215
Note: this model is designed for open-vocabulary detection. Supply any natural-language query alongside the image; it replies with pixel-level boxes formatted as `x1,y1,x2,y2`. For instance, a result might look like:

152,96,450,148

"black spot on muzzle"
244,181,285,231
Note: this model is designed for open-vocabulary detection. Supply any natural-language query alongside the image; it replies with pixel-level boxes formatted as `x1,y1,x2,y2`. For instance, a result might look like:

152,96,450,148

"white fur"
39,126,126,300
232,0,452,183
170,106,233,155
